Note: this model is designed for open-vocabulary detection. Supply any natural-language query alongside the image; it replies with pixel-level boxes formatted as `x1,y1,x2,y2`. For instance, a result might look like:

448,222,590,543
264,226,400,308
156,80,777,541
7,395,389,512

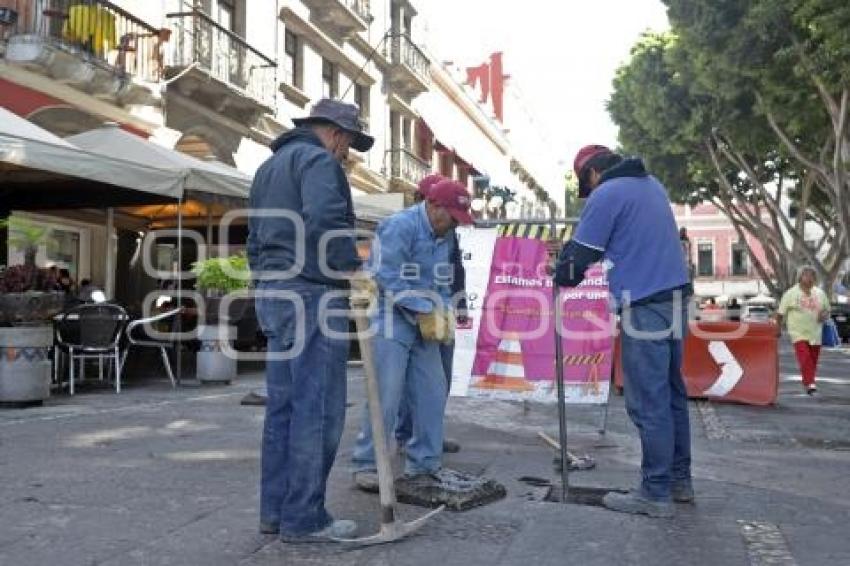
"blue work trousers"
620,298,692,501
396,341,453,443
255,280,350,536
352,333,447,475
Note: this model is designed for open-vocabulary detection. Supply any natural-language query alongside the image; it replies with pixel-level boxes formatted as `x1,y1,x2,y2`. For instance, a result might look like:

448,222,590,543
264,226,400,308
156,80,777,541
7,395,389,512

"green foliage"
563,171,584,217
610,1,850,294
191,254,250,294
0,217,54,263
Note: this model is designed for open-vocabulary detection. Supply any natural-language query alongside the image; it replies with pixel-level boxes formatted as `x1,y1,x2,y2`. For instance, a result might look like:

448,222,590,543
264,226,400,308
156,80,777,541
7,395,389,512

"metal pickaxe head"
332,505,444,546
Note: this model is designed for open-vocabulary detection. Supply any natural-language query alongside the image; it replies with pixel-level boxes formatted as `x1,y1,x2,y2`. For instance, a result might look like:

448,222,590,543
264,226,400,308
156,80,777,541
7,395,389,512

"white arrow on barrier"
703,341,744,397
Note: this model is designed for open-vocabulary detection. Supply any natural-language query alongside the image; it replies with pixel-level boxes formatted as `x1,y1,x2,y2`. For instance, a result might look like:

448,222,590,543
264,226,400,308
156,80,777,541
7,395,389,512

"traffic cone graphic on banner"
474,333,535,392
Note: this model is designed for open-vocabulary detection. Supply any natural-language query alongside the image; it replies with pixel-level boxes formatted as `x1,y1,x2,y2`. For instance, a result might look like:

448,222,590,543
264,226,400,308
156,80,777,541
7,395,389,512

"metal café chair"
54,303,128,395
121,308,183,388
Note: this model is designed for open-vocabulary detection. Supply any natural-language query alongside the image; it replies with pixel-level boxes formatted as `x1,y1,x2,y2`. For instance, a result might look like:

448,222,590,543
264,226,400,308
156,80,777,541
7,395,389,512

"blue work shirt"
369,203,452,345
572,158,689,304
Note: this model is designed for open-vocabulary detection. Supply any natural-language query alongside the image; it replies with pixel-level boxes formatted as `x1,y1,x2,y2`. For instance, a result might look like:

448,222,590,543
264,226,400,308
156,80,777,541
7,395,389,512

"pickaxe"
336,296,444,545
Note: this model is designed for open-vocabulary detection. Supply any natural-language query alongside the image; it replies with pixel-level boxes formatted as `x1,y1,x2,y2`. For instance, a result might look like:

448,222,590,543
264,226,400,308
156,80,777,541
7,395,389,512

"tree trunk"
24,246,37,268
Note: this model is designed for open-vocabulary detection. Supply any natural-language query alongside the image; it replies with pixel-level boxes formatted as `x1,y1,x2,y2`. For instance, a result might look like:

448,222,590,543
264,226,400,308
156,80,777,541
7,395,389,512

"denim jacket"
247,128,360,288
368,203,452,345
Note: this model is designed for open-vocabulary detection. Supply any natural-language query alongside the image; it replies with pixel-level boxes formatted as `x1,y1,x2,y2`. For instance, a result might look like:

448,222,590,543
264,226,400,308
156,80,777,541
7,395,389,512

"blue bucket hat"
292,98,374,152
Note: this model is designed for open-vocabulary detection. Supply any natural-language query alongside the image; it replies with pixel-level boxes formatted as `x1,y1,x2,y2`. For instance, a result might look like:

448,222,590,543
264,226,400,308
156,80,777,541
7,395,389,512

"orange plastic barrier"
613,321,779,406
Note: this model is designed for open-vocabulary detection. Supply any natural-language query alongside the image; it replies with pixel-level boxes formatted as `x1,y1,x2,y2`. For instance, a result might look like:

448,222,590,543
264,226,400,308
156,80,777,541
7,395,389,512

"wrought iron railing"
4,0,163,82
343,0,370,23
388,148,429,187
390,33,429,85
167,8,276,107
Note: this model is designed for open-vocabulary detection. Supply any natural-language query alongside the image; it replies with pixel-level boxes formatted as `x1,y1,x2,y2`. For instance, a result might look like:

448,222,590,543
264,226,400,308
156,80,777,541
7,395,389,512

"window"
354,84,369,130
697,242,714,277
402,118,411,150
322,59,338,99
458,165,469,187
438,151,453,177
47,229,81,281
391,2,401,34
390,110,400,150
217,0,235,31
731,241,748,276
284,30,301,88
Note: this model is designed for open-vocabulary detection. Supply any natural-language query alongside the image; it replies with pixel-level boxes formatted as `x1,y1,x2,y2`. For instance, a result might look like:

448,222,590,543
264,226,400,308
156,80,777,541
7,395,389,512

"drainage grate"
395,469,507,511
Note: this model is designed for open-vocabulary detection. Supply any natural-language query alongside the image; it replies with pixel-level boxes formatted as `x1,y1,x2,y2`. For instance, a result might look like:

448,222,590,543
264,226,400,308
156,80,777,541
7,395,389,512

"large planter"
0,292,65,326
196,324,237,384
204,295,250,325
0,325,52,405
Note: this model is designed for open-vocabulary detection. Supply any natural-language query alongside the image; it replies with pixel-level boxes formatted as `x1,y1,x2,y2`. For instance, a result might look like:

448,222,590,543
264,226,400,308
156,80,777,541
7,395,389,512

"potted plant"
0,217,64,406
190,254,250,384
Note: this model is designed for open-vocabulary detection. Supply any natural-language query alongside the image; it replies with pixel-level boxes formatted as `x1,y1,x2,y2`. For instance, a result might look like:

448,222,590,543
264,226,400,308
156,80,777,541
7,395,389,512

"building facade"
1,0,559,288
674,203,772,300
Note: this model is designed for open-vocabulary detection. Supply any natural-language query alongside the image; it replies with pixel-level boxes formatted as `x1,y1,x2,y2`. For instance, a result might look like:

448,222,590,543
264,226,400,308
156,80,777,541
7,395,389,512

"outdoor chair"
54,303,128,395
121,308,183,388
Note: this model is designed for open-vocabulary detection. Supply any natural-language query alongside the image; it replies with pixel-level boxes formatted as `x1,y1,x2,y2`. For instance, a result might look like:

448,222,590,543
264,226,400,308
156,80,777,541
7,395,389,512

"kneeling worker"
352,180,474,490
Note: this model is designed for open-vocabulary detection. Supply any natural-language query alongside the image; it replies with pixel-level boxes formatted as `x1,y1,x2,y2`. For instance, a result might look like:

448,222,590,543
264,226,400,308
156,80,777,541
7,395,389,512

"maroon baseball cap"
428,179,475,225
573,144,612,197
416,173,445,200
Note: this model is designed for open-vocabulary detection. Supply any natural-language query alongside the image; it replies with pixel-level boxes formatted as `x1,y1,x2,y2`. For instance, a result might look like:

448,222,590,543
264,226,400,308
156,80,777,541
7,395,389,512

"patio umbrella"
68,123,255,384
67,123,251,224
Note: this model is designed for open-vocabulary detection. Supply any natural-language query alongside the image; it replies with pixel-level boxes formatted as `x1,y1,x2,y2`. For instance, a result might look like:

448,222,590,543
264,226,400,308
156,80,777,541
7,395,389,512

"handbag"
822,318,841,348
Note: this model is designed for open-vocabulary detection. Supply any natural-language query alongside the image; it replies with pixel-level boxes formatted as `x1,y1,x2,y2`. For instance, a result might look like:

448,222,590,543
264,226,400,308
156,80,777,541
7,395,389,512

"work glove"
417,309,456,343
348,272,377,309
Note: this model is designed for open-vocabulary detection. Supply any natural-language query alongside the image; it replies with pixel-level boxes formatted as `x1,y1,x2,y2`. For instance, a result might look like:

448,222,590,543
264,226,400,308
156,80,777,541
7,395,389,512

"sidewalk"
1,351,849,566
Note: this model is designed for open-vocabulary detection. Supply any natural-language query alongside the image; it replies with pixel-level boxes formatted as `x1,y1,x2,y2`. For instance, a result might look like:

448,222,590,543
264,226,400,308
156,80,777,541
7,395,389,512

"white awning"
67,123,252,202
0,107,183,209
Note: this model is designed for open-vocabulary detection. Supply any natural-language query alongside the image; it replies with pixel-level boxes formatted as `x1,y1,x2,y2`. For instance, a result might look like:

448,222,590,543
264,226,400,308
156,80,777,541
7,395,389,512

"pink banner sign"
467,231,613,403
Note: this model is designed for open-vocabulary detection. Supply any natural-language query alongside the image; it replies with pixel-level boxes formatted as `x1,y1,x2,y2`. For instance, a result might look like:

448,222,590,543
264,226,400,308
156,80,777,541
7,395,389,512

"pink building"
673,204,772,299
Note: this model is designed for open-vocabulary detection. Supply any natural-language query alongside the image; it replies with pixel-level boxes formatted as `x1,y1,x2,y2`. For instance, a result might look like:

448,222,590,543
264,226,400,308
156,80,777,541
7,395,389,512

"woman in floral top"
776,266,831,395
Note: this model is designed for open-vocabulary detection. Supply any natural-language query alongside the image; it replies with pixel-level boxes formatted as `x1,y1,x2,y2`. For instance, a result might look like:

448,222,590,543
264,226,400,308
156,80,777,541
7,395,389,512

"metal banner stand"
548,213,570,502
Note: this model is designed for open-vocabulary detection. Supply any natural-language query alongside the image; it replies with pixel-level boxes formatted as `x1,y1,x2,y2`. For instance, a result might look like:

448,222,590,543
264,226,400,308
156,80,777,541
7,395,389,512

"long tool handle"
352,307,398,525
549,217,570,502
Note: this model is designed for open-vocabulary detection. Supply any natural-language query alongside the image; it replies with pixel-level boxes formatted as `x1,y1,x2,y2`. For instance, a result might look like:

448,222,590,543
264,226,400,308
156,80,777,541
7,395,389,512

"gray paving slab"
0,344,848,566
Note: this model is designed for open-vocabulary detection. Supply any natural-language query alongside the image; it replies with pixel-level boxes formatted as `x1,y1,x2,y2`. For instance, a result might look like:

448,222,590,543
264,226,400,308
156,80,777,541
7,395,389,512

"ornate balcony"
302,0,371,38
387,147,429,193
166,8,276,123
2,0,164,105
387,33,429,99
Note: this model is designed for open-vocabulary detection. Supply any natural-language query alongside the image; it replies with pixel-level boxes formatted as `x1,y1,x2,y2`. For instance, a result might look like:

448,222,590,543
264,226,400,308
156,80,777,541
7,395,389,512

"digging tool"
537,431,595,471
337,295,444,545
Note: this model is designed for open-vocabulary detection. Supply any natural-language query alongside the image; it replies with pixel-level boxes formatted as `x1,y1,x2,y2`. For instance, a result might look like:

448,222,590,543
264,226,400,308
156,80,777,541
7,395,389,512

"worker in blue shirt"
352,180,475,491
552,145,693,519
394,174,467,454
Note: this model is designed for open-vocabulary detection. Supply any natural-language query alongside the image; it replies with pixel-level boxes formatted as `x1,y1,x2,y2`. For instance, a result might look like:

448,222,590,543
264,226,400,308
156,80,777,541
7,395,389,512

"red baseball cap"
573,144,612,197
416,173,444,200
428,179,475,225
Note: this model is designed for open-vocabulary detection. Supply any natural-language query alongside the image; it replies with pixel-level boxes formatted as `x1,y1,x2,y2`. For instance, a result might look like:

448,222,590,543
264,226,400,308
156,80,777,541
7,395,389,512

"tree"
608,1,850,296
663,0,850,289
563,171,584,218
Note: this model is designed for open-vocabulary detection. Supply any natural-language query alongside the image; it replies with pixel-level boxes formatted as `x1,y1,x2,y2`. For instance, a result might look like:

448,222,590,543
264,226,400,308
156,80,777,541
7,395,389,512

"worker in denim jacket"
352,179,474,490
